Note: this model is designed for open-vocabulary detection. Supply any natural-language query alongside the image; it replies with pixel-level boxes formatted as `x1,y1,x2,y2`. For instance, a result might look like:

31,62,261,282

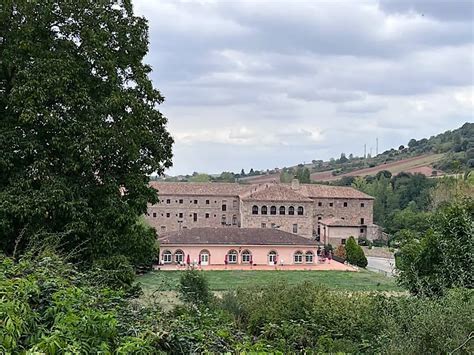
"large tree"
0,1,173,264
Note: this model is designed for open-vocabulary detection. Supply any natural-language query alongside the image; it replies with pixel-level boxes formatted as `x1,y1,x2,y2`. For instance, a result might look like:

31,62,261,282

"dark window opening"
360,218,365,224
297,206,304,215
329,202,333,207
152,212,157,218
194,200,198,204
341,239,346,245
288,206,294,215
179,199,183,204
343,202,348,207
279,206,285,215
222,204,227,212
166,213,170,218
270,206,277,215
166,199,171,204
261,206,268,215
318,202,322,207
206,200,210,204
252,205,258,215
193,213,197,222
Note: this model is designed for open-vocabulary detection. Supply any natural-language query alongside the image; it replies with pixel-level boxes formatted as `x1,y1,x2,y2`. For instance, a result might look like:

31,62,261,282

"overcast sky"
134,0,474,175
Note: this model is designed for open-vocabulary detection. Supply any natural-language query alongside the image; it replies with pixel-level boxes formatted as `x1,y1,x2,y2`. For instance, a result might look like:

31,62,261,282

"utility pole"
376,137,379,156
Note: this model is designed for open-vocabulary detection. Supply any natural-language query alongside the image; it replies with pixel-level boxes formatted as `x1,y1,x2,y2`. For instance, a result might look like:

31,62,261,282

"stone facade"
146,180,375,244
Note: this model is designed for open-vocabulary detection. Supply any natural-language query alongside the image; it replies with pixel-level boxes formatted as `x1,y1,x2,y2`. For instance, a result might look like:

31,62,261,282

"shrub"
345,236,368,268
178,268,212,306
334,245,346,260
90,255,137,292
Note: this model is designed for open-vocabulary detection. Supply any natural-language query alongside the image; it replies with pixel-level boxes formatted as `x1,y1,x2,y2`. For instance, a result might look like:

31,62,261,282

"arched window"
288,206,295,215
174,250,184,264
305,251,314,263
162,250,172,264
294,251,303,264
261,206,268,215
242,250,252,264
268,250,277,265
252,205,259,215
279,206,286,215
297,206,304,215
270,206,277,215
227,249,238,264
199,250,210,265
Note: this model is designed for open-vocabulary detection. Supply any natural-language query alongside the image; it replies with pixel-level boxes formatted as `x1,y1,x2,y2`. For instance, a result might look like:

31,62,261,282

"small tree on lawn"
178,268,212,306
345,236,368,268
334,244,347,260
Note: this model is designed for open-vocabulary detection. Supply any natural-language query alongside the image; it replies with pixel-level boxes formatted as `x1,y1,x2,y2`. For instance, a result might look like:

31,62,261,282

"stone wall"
311,198,373,227
240,200,314,238
146,194,240,233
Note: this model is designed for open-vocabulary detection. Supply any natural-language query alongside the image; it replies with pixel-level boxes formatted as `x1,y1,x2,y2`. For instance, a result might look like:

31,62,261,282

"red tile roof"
298,184,374,200
150,181,250,196
149,181,373,200
240,184,313,202
158,227,317,246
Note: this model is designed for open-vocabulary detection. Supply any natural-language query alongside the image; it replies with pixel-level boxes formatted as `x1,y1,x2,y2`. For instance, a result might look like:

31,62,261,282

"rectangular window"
360,202,365,207
341,239,346,245
318,202,322,207
179,199,183,204
261,223,266,228
343,202,348,207
329,202,333,207
294,253,303,264
166,199,171,204
293,224,298,233
360,218,365,224
222,204,227,211
205,213,210,218
179,213,183,218
152,212,157,218
194,199,198,204
206,200,210,204
193,213,197,222
166,213,170,218
360,228,364,233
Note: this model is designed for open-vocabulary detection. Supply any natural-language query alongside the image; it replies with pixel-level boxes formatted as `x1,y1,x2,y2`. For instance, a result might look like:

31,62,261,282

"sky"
133,0,474,176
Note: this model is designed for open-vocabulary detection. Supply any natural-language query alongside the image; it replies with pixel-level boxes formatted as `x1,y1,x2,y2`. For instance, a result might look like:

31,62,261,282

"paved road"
367,257,396,276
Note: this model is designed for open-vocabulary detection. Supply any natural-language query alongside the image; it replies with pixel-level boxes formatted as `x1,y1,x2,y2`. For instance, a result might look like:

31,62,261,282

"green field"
138,270,402,293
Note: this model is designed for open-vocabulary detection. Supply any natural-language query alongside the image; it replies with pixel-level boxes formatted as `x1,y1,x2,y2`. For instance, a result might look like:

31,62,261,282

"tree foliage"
396,198,474,296
0,1,172,265
345,236,368,268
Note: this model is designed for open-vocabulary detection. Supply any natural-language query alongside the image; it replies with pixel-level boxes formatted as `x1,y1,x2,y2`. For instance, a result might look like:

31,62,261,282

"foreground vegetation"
139,269,401,293
2,253,472,354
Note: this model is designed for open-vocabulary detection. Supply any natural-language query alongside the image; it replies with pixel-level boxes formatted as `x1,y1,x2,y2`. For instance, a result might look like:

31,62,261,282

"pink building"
158,227,319,267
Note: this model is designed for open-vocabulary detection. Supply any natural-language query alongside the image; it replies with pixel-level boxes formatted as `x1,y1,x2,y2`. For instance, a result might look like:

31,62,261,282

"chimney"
291,178,300,190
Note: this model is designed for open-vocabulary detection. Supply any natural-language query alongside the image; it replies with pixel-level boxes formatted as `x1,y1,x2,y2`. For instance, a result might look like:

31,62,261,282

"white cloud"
133,0,474,174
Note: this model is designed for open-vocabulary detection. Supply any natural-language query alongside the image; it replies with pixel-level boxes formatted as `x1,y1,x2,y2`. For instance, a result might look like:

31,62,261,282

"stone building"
147,179,375,245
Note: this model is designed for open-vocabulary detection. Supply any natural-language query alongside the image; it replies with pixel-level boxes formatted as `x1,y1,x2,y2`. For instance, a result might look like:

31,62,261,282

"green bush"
178,268,212,306
90,255,137,292
345,236,368,268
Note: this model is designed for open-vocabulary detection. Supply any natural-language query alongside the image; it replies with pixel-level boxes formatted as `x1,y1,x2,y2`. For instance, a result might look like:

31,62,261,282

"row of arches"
252,205,304,216
161,249,315,265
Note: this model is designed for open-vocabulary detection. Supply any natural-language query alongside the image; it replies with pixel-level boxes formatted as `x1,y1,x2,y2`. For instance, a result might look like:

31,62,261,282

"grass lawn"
138,270,402,293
